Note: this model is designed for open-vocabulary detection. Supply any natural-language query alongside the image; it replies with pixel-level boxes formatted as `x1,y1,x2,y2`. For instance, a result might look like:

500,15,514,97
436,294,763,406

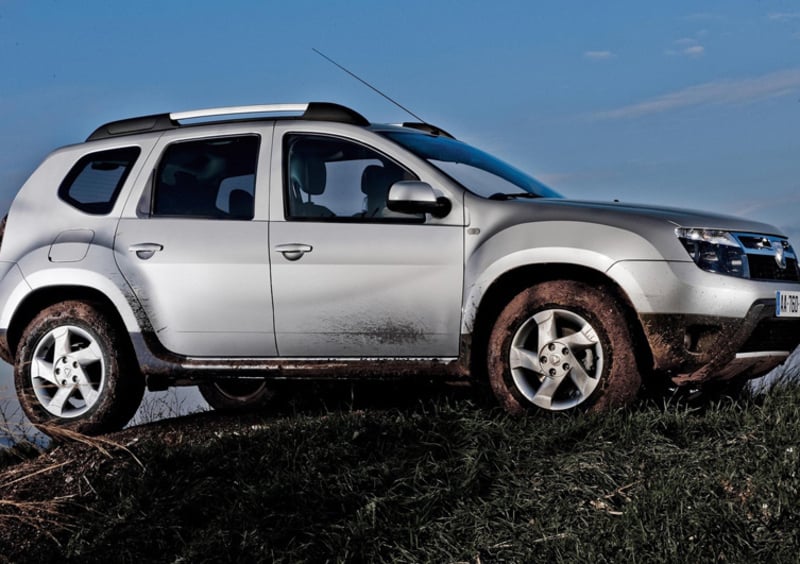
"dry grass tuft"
36,425,144,469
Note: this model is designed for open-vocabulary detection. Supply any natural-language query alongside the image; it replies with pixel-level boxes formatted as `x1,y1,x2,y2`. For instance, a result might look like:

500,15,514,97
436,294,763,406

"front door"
269,128,464,358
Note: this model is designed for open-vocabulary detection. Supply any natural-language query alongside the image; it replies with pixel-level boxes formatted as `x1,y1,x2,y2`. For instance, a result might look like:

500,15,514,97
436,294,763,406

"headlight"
676,228,749,278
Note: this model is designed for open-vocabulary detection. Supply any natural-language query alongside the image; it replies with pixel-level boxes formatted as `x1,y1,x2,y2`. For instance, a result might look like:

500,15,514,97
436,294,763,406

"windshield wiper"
487,192,540,200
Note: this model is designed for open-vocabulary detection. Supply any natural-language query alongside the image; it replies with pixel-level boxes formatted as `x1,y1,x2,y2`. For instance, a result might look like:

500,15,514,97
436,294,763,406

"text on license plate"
777,291,800,317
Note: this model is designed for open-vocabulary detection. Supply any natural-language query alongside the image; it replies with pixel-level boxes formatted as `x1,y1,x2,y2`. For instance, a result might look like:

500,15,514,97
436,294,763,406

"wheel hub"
539,341,572,379
55,357,80,386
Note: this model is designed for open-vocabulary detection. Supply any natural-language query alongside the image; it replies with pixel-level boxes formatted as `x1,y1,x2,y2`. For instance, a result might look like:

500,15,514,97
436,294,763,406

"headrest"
361,165,401,196
290,157,326,196
228,189,254,219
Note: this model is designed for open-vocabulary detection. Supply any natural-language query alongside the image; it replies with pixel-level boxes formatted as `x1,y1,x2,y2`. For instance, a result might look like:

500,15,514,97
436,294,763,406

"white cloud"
732,191,800,217
684,45,705,57
664,45,705,57
592,67,800,120
685,13,725,22
768,12,800,22
666,37,704,58
584,50,614,60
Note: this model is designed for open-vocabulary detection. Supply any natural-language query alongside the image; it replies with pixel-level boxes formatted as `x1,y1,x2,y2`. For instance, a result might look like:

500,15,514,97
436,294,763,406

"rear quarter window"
58,146,141,214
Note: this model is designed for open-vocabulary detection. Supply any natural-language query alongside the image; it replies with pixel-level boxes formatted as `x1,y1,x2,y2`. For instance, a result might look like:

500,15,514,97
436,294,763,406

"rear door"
114,125,275,357
268,123,464,358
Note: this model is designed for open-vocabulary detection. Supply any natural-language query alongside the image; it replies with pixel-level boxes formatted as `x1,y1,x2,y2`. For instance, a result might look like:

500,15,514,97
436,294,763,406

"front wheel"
487,280,641,414
14,301,144,435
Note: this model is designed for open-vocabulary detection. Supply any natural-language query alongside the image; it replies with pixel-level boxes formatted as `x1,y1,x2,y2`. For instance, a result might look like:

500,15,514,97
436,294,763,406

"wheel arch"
466,263,653,380
5,285,141,367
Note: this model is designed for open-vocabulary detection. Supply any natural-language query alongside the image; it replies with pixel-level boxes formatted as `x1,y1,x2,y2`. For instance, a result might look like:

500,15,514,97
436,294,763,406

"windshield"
380,131,562,199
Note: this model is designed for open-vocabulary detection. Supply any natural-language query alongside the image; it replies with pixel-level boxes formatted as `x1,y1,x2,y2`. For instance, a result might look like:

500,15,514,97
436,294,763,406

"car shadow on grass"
261,378,490,417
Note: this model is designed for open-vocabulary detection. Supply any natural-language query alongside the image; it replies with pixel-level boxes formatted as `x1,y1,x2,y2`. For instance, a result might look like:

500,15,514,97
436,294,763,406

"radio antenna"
312,48,426,123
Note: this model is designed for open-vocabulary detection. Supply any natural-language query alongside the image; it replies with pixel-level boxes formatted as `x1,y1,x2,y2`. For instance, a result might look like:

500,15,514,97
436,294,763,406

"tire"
14,301,144,435
487,280,641,414
199,379,275,412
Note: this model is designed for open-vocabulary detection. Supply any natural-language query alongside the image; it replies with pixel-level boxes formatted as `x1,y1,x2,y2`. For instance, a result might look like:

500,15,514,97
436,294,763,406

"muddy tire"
14,301,144,435
487,280,641,414
199,380,275,412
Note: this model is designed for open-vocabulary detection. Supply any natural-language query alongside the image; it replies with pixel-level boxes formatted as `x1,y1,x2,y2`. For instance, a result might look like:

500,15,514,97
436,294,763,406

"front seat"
289,157,334,218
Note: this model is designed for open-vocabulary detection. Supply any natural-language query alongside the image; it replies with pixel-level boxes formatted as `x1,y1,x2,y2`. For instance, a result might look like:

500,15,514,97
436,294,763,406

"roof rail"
304,102,369,126
86,102,369,141
171,103,308,121
400,122,455,139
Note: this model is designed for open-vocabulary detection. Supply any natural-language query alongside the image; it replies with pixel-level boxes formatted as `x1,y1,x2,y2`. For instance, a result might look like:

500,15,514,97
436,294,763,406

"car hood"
465,194,790,264
522,198,785,236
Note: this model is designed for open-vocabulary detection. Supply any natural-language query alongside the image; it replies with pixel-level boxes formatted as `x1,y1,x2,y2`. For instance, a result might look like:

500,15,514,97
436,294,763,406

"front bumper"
608,259,800,383
639,300,800,384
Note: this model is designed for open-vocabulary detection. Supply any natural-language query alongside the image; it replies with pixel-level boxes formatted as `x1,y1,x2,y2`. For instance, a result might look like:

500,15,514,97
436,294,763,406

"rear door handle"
274,243,312,261
129,243,164,260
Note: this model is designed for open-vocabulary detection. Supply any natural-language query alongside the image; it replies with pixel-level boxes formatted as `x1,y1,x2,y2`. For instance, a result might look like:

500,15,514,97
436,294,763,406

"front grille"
741,317,800,352
733,233,800,282
738,234,773,250
747,255,800,282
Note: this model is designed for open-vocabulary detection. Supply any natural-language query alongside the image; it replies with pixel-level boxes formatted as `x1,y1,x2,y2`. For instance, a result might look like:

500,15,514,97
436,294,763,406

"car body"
1,102,798,433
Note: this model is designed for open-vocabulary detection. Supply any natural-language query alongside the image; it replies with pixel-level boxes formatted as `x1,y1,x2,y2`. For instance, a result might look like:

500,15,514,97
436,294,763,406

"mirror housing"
387,181,451,218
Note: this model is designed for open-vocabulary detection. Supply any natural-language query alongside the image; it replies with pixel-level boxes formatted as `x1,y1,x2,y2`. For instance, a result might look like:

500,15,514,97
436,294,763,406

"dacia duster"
1,102,798,433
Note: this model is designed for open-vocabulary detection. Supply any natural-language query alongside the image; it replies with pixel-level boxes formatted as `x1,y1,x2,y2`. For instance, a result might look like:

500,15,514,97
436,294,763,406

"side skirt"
130,333,470,391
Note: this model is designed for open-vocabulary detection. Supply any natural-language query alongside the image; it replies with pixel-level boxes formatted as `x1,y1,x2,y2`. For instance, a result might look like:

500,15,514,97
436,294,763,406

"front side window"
284,134,420,221
59,146,141,214
151,135,259,219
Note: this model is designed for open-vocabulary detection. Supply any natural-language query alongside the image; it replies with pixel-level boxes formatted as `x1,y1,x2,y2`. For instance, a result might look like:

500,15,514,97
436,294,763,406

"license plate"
777,290,800,317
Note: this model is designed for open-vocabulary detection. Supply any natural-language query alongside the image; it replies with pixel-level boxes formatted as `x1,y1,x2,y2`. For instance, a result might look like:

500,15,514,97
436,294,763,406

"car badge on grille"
772,241,787,270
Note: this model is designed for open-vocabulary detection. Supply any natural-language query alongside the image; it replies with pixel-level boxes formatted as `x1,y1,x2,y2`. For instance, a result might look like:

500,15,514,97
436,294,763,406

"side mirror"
387,181,452,219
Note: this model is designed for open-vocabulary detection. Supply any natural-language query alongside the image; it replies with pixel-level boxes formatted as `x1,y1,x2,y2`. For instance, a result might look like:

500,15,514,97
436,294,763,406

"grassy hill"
2,377,800,563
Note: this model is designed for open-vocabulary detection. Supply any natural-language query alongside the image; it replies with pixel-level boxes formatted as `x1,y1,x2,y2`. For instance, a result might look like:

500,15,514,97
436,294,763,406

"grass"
2,381,800,563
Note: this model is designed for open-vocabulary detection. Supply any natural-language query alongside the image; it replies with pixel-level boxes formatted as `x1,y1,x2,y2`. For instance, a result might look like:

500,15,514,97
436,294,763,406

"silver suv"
1,102,798,434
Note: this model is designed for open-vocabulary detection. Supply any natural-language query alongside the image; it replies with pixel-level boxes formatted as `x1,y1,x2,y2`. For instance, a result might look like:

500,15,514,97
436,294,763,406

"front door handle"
274,243,313,261
129,242,164,260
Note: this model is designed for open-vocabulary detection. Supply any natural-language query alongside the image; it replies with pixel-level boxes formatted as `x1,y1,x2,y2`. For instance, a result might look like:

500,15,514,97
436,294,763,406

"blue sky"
1,0,799,240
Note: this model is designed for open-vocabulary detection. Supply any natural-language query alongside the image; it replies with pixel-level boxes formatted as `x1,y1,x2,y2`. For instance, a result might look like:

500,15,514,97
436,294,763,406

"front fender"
461,221,663,333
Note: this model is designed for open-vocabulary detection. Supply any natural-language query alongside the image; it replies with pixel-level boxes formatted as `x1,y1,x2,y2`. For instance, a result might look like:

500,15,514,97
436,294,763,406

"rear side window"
58,147,141,214
151,135,259,220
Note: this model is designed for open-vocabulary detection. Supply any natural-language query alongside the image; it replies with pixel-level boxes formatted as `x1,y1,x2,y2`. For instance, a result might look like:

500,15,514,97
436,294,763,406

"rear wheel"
14,301,144,435
199,379,275,412
487,280,641,414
